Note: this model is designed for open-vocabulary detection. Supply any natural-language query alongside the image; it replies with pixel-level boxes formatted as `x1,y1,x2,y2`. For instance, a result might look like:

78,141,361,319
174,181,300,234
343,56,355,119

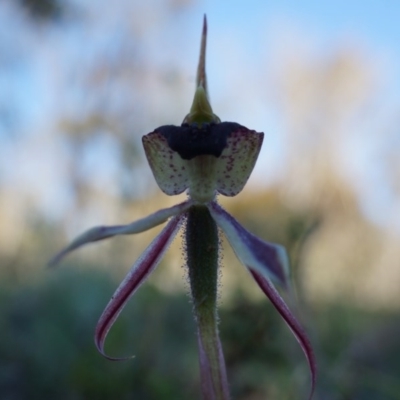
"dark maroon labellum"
156,122,244,160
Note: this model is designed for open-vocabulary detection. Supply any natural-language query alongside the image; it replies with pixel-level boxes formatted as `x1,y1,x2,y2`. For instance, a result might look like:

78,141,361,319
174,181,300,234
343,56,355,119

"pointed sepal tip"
183,15,220,125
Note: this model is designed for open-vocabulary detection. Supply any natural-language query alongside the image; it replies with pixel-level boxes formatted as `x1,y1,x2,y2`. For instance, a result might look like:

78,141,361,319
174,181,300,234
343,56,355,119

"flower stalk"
50,14,316,400
186,206,229,400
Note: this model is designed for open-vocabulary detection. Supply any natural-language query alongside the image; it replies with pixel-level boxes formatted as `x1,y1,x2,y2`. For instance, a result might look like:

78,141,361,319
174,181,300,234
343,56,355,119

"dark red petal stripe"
95,215,183,360
250,269,316,400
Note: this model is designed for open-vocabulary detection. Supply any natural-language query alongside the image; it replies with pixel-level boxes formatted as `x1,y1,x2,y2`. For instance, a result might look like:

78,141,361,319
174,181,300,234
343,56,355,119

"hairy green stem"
186,206,229,400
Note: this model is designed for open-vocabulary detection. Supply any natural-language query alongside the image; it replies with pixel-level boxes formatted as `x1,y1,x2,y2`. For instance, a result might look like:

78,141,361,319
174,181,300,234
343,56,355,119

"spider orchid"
51,16,316,400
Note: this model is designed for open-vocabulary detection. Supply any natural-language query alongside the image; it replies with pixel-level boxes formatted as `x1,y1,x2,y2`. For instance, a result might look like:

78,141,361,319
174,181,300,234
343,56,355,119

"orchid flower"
50,16,316,400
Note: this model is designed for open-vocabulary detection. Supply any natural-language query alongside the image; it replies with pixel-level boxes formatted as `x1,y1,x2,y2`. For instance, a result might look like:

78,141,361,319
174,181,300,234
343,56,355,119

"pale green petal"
215,127,263,196
142,130,190,195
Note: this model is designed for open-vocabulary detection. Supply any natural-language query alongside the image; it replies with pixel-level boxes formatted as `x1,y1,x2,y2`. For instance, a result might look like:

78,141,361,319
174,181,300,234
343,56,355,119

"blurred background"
1,0,400,399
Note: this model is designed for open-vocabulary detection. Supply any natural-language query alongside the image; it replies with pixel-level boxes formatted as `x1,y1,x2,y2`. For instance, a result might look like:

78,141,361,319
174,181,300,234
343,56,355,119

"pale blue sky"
1,0,400,231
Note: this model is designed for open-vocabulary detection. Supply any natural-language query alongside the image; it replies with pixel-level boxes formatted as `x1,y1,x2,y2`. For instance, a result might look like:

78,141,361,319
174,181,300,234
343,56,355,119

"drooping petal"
215,126,263,197
250,269,316,400
95,214,184,360
208,201,289,287
49,200,192,266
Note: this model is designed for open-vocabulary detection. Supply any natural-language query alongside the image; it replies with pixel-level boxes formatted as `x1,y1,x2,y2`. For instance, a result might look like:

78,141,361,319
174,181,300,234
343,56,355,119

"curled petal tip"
251,270,317,399
48,227,109,267
49,201,191,267
95,342,135,362
208,202,315,395
94,215,183,360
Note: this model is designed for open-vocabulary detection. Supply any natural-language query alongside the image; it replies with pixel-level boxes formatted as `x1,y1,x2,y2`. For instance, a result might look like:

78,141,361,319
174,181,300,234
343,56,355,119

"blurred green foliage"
0,264,399,400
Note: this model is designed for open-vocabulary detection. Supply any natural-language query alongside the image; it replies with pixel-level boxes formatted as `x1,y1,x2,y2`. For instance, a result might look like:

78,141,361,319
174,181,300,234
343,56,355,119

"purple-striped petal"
95,214,184,360
207,201,289,287
250,269,316,400
197,331,230,400
49,200,192,266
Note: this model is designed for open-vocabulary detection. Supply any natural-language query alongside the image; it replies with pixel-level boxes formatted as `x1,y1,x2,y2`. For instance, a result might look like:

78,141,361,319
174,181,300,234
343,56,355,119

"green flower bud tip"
183,15,221,125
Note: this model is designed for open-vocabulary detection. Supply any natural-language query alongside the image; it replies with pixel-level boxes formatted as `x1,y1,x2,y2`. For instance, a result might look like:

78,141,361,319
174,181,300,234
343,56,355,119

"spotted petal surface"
143,123,263,200
215,126,263,196
142,130,190,195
